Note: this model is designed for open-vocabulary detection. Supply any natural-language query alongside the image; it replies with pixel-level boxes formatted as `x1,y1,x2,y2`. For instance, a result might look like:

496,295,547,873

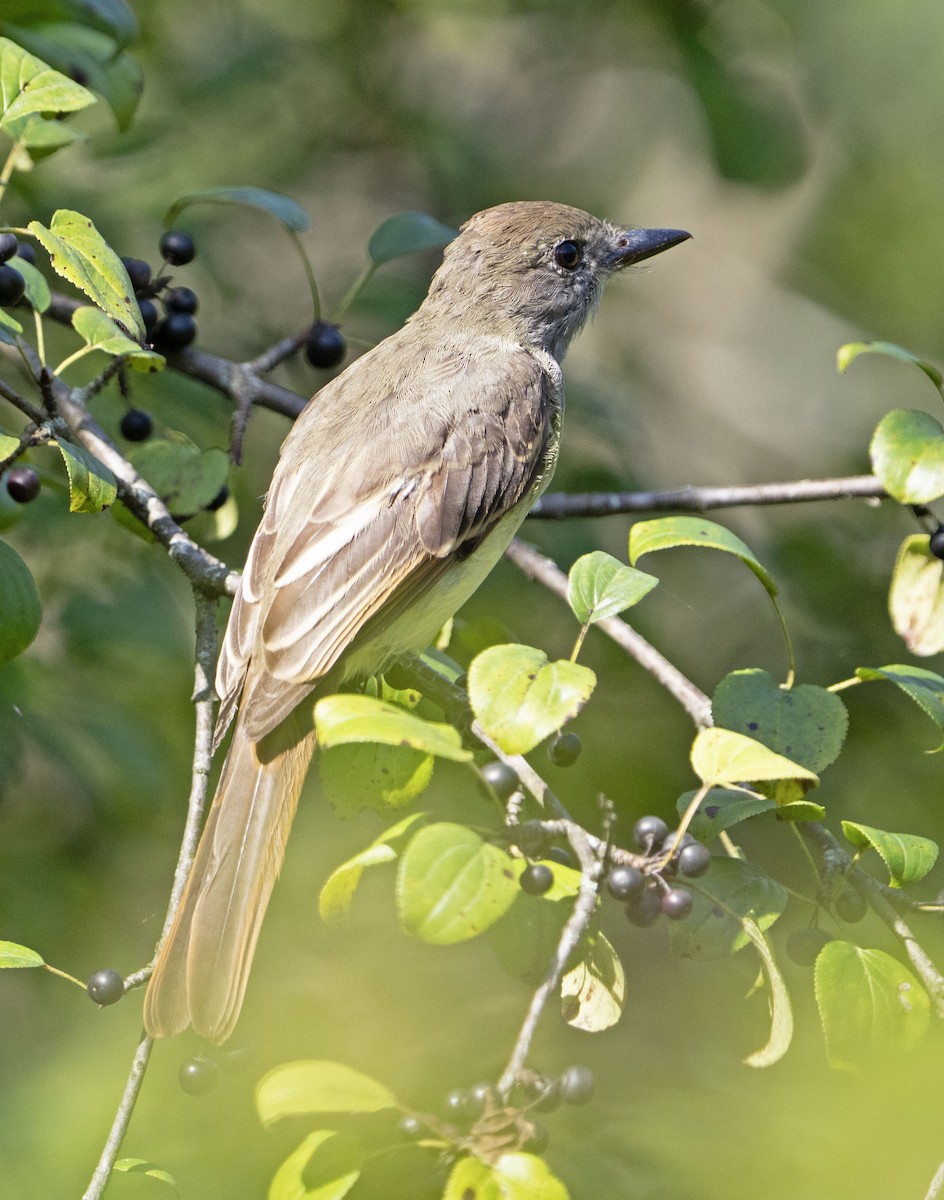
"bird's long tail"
144,710,316,1043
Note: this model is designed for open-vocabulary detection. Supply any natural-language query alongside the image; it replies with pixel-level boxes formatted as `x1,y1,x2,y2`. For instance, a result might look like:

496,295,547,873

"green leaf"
269,1131,362,1200
318,741,433,818
397,822,520,944
887,535,944,655
740,917,793,1068
313,693,470,761
367,211,458,266
28,210,144,339
691,727,818,788
678,787,776,841
163,186,311,233
856,663,944,743
815,942,930,1068
127,439,228,517
0,939,44,968
319,812,427,923
256,1061,397,1127
560,931,624,1032
71,306,163,370
837,340,944,391
445,1154,570,1200
489,893,573,986
19,112,86,152
629,515,778,598
0,308,23,342
667,857,788,960
0,539,41,664
113,1159,178,1194
53,437,117,512
0,36,95,136
11,255,49,311
712,668,848,773
467,643,595,755
0,432,19,459
870,409,944,504
566,550,658,624
841,820,939,888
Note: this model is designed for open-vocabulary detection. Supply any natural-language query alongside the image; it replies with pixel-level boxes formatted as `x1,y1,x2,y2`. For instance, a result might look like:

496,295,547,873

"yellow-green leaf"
887,536,944,656
841,820,939,888
71,306,163,371
319,812,426,923
0,939,44,968
0,37,95,137
691,727,818,788
561,931,625,1032
870,409,944,505
468,643,595,755
268,1130,362,1200
314,693,470,761
54,438,117,512
257,1061,397,1127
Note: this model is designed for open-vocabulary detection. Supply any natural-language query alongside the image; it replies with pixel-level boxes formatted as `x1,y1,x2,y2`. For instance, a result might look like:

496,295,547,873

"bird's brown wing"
216,350,558,745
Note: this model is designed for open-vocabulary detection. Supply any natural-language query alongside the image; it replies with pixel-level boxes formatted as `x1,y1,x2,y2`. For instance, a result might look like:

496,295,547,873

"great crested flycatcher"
143,201,690,1042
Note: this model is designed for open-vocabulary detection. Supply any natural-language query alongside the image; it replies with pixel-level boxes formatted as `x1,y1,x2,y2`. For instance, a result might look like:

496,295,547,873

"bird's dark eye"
553,240,582,270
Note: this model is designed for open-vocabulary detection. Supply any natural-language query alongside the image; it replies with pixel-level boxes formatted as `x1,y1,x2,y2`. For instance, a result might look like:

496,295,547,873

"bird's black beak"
608,227,691,269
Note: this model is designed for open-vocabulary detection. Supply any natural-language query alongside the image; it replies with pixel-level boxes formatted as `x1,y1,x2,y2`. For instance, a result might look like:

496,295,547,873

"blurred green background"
2,1,944,1197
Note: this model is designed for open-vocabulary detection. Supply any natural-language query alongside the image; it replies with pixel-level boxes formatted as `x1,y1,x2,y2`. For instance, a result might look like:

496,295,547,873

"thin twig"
498,822,602,1092
0,374,45,423
125,593,220,987
925,1162,944,1200
81,1031,153,1200
504,538,713,728
530,475,887,519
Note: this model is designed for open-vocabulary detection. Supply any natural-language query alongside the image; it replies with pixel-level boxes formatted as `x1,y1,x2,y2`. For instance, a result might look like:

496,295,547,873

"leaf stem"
42,962,86,989
288,228,322,322
330,263,376,323
0,139,24,205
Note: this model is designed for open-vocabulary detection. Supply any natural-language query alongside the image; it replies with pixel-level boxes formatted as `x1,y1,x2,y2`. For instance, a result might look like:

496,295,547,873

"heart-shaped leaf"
712,668,848,773
815,942,930,1068
566,550,658,625
870,409,944,504
397,822,519,944
468,643,595,755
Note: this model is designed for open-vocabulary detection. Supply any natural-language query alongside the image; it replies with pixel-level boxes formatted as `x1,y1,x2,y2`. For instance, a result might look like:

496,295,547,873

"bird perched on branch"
144,200,690,1042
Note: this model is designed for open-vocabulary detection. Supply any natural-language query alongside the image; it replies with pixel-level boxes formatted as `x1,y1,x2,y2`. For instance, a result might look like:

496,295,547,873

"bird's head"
421,200,690,359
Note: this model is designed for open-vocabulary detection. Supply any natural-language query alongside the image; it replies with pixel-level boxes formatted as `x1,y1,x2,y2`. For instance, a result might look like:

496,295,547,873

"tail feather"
144,712,316,1043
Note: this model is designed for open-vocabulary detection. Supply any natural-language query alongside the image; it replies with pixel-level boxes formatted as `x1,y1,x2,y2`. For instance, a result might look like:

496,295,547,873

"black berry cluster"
120,228,199,361
606,814,712,927
0,232,25,308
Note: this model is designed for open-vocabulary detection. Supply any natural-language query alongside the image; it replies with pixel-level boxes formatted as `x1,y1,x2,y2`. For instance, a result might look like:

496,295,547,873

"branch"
530,475,888,519
504,537,713,728
81,1031,153,1200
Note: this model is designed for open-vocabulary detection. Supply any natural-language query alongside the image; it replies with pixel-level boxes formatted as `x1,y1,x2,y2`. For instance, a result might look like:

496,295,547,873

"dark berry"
5,467,41,504
930,527,944,560
159,229,196,266
662,887,693,920
467,1082,496,1116
834,887,868,923
786,928,831,967
626,886,662,927
0,263,25,307
559,1064,595,1105
606,865,645,900
178,1057,220,1096
120,256,152,295
677,843,712,878
520,863,554,896
528,1076,561,1113
165,285,199,314
15,243,36,265
0,233,18,263
548,731,582,767
397,1113,424,1138
542,845,573,868
86,968,124,1006
442,1088,470,1121
152,311,197,353
522,1121,549,1154
660,830,695,856
481,760,519,801
206,486,229,512
633,815,669,850
305,321,347,369
138,298,159,334
120,408,153,441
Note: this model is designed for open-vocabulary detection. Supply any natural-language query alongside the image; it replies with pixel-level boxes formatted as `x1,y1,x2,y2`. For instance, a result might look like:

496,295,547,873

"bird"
143,200,690,1042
